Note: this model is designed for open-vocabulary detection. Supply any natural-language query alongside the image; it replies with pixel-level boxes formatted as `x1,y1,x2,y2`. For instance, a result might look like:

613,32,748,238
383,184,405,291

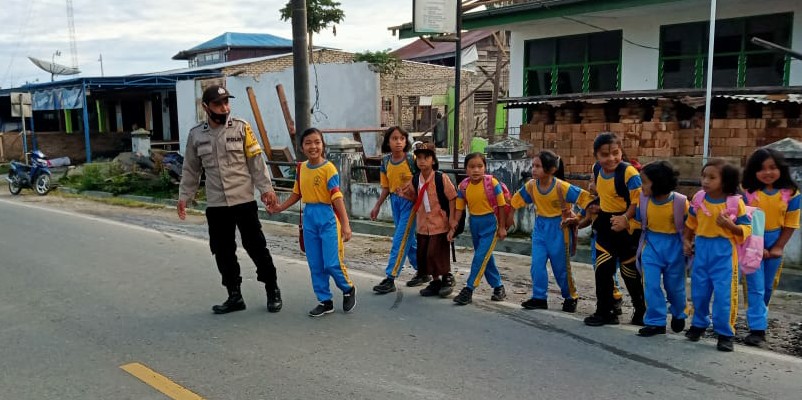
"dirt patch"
4,190,801,357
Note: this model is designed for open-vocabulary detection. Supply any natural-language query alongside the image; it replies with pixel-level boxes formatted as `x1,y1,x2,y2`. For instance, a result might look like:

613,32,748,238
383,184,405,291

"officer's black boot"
266,286,283,313
212,286,246,314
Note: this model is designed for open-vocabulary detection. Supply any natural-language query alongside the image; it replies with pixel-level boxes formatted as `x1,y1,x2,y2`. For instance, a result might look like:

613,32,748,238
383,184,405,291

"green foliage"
279,0,345,35
353,50,401,76
60,162,178,199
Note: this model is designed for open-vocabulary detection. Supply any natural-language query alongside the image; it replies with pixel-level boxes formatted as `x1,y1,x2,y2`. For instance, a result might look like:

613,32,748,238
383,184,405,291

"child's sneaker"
420,280,442,297
521,298,548,310
407,274,432,287
685,326,705,342
561,298,577,313
372,278,396,294
453,287,473,305
490,285,507,301
670,317,686,333
343,287,357,313
439,273,455,297
583,312,619,327
717,335,734,352
637,325,666,337
308,301,334,317
743,330,766,347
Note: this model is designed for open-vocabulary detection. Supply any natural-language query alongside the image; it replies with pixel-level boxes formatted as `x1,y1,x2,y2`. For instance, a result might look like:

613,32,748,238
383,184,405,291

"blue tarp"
32,87,84,110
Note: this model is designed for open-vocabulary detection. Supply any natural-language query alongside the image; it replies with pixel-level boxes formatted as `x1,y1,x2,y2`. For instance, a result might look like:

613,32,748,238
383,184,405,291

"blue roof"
186,32,292,53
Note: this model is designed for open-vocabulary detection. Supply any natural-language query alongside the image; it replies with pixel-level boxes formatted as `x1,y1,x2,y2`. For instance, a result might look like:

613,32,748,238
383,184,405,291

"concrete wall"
0,131,130,163
506,0,802,127
178,62,381,156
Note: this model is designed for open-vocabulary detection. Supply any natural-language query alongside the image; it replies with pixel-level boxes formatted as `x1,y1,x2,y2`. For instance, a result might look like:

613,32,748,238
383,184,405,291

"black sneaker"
373,278,396,294
562,298,578,313
613,298,623,315
743,330,766,347
717,335,734,352
521,298,548,310
343,287,357,313
439,273,455,297
407,274,432,287
630,309,645,326
420,280,443,297
638,325,667,337
308,301,334,317
212,288,246,314
685,326,705,342
266,287,282,313
453,287,473,305
584,312,620,327
670,317,686,333
491,285,507,301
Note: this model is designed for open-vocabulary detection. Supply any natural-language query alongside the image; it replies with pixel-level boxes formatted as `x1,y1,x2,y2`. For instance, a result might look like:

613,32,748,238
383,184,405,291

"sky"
0,0,417,89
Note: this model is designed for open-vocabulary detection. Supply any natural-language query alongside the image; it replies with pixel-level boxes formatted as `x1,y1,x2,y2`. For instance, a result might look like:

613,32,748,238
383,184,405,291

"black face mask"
208,110,229,125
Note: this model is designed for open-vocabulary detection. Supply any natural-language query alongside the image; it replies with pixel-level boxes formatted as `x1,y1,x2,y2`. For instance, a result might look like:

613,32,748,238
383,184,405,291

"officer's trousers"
206,201,278,290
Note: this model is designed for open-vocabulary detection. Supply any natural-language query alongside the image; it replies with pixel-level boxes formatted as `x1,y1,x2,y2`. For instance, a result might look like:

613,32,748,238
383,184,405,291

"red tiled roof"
391,30,494,61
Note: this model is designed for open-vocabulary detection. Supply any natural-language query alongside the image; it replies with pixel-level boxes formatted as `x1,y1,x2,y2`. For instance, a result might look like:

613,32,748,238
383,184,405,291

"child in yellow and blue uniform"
449,153,508,305
511,150,593,312
634,161,689,337
740,148,801,347
684,159,752,352
371,127,424,294
585,133,646,327
269,128,356,317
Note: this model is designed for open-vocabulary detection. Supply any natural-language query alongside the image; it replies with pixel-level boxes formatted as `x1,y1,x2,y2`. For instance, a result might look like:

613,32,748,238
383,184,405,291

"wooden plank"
246,86,282,178
275,84,297,158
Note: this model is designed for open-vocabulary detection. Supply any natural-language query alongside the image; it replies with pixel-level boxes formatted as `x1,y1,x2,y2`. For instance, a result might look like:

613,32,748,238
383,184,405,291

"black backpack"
412,171,465,261
592,161,632,208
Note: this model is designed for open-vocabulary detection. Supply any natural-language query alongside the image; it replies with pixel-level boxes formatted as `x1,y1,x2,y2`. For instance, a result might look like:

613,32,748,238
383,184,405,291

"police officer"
178,85,282,314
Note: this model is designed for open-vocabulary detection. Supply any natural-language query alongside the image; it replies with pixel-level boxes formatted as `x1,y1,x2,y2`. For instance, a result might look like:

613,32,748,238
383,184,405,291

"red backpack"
458,175,515,232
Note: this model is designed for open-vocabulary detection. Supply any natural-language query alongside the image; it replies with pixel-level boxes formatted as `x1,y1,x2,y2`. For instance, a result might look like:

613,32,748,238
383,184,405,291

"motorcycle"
6,150,52,196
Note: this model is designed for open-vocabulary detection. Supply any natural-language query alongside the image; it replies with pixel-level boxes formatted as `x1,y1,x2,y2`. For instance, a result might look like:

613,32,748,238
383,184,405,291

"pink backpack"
690,191,765,275
635,192,688,273
458,175,515,231
742,189,793,209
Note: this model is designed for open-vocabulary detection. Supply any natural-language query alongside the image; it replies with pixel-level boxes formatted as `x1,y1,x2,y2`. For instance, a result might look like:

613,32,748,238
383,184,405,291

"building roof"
394,0,683,39
391,30,493,62
173,32,293,60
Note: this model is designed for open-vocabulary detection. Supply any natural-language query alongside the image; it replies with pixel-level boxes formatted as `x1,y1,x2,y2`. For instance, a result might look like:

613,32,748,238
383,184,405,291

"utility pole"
98,54,104,77
452,1,462,168
292,0,311,161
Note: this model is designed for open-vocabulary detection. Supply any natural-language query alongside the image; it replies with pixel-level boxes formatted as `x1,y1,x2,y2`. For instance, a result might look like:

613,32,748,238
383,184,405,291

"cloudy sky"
1,0,417,88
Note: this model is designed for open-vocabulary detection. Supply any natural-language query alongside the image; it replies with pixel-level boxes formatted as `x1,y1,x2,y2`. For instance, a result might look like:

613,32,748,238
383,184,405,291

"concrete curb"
54,186,802,293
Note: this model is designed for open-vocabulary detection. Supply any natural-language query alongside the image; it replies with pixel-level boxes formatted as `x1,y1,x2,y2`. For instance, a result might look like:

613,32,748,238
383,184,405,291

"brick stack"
618,101,647,123
727,102,748,119
528,108,552,124
580,105,607,123
555,108,579,124
762,105,785,119
651,100,677,122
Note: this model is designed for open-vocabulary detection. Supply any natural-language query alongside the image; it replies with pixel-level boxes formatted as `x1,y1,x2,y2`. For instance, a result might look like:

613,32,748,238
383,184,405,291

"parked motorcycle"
6,150,52,196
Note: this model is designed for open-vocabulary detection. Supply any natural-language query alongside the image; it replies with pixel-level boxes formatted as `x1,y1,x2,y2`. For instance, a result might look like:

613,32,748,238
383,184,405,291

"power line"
560,15,661,51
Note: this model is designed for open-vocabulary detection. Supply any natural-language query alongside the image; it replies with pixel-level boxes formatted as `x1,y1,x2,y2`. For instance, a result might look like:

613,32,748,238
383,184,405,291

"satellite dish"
27,56,80,80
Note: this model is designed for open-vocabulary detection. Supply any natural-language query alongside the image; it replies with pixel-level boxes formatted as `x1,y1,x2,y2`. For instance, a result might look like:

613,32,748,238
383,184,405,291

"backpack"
381,153,417,176
635,192,688,273
690,191,765,275
412,171,465,237
458,175,515,233
593,161,634,208
742,189,793,210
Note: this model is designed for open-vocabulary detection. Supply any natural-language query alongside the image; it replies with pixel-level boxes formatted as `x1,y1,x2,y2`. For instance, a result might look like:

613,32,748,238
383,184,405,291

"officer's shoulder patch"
243,124,263,159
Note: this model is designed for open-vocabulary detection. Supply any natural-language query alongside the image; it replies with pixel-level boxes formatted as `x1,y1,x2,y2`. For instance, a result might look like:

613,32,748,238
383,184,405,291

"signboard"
413,0,458,34
10,92,32,118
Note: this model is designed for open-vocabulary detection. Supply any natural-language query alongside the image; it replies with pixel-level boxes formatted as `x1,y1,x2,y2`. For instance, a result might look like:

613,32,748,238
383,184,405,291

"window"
523,31,622,96
381,97,393,112
659,13,792,89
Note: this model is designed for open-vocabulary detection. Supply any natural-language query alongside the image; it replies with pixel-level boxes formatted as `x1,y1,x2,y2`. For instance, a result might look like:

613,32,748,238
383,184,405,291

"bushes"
61,162,179,198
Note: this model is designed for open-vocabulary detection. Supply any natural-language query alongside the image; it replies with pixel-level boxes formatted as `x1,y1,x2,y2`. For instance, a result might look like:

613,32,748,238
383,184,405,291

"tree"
353,50,401,76
280,0,345,59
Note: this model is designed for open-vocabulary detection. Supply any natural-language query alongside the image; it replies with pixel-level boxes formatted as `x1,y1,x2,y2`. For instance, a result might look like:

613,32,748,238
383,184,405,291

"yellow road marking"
120,362,204,400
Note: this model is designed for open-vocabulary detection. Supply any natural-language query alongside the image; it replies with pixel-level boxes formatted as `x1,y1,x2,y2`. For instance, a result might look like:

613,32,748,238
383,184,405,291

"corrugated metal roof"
173,32,293,60
391,30,494,61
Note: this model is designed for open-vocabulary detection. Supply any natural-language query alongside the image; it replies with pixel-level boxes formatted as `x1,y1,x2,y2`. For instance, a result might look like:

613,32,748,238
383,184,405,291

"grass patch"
59,162,179,199
0,164,9,175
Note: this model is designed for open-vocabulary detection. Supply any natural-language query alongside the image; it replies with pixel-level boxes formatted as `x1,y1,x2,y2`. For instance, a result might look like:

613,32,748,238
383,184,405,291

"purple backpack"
635,192,687,273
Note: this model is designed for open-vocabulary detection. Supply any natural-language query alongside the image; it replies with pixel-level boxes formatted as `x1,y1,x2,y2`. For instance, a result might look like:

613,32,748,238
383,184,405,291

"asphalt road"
1,197,800,400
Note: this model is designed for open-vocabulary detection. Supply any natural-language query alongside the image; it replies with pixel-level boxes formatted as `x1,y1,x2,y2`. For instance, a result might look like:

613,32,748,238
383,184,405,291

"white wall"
178,62,381,156
506,0,802,127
